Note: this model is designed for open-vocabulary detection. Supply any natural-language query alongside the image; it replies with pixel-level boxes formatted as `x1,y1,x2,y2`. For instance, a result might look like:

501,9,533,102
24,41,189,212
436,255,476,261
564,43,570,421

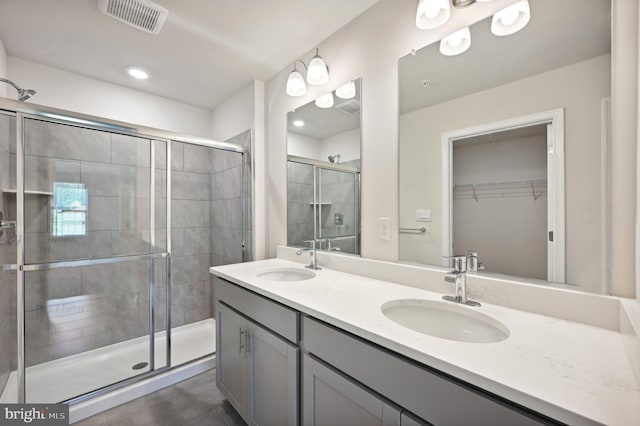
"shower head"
0,78,37,102
328,154,341,164
18,88,37,101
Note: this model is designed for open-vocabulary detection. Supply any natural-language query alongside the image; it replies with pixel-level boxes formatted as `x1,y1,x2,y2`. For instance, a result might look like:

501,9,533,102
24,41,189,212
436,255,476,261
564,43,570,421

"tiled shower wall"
0,114,16,392
170,129,251,326
287,161,314,248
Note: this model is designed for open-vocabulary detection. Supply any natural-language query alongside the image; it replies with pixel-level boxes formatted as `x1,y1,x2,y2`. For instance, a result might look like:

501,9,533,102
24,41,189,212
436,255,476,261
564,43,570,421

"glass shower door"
20,117,169,402
317,167,360,254
0,112,17,401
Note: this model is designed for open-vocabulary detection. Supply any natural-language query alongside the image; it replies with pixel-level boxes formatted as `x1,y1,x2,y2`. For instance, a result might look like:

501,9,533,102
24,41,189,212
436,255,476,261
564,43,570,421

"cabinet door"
302,354,401,426
216,302,249,422
248,321,299,426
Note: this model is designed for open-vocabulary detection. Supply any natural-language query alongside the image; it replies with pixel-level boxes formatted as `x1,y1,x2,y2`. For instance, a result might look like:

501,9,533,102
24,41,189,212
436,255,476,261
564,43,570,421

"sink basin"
381,299,509,343
256,267,316,282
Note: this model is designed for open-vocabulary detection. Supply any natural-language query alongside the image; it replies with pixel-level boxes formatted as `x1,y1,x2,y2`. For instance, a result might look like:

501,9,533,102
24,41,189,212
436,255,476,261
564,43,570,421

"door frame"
441,108,565,282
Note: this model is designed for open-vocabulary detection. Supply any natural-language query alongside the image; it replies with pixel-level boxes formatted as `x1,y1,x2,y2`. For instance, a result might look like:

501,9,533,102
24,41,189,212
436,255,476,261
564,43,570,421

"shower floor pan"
0,318,216,404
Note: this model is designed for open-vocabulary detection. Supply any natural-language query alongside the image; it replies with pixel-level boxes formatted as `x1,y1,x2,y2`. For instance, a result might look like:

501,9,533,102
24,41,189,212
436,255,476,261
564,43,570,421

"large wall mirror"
287,78,362,255
398,0,610,294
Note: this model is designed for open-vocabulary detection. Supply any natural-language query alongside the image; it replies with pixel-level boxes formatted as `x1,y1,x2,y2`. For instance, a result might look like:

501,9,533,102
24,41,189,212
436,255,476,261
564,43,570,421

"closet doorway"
441,109,565,282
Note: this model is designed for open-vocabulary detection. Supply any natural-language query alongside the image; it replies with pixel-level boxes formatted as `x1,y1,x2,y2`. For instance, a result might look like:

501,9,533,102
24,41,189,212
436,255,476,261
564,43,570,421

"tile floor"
75,369,245,426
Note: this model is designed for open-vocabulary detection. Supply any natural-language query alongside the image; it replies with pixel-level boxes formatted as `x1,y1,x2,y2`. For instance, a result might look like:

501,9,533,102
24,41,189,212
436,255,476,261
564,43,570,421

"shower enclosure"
287,157,360,254
0,99,251,406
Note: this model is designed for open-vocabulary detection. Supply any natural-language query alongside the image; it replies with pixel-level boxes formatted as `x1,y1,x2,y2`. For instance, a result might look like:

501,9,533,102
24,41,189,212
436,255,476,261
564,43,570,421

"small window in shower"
52,182,88,237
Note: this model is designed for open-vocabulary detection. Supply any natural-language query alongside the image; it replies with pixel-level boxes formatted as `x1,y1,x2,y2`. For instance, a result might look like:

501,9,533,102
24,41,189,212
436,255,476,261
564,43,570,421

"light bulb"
315,92,334,109
335,81,356,99
500,8,519,26
491,0,530,36
416,0,450,30
126,66,149,80
440,27,471,56
423,2,440,18
307,52,329,86
286,69,306,97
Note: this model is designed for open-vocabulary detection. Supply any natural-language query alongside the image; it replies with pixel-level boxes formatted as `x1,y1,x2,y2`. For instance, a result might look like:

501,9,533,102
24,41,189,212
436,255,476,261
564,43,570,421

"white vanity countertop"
210,258,640,426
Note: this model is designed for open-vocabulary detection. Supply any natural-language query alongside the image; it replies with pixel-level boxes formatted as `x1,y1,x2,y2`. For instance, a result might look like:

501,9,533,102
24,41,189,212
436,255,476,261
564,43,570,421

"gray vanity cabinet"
302,316,552,426
217,303,250,419
302,354,402,426
215,278,300,425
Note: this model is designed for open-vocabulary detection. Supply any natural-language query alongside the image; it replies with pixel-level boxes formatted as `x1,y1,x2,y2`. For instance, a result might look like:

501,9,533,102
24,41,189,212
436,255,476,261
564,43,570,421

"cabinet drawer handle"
239,329,245,354
245,333,251,355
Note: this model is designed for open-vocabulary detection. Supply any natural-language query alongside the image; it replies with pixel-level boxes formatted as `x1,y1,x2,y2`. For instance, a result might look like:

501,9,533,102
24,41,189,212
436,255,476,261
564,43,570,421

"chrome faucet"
443,255,481,307
465,250,485,272
296,239,322,270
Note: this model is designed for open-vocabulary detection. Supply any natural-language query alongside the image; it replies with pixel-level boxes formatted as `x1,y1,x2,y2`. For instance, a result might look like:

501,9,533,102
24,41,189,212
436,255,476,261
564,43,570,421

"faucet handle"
443,255,467,272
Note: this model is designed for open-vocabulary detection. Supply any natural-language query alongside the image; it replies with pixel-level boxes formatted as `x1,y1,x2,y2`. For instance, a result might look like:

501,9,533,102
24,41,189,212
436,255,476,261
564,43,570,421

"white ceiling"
0,0,381,110
399,0,611,115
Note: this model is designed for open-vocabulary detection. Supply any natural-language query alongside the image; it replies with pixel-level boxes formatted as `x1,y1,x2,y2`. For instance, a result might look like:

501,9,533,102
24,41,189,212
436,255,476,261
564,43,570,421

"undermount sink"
381,299,509,343
256,267,316,282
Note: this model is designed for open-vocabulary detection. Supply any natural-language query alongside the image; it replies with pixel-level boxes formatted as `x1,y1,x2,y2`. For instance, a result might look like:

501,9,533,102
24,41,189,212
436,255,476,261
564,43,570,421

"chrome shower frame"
0,98,247,405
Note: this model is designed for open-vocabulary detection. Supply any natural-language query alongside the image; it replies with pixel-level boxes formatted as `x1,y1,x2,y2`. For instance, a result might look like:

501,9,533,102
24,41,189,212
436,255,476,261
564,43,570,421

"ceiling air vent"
334,98,361,115
98,0,169,35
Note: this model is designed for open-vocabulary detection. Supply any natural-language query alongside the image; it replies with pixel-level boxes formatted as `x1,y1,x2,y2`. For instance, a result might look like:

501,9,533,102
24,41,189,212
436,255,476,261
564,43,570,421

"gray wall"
287,161,314,248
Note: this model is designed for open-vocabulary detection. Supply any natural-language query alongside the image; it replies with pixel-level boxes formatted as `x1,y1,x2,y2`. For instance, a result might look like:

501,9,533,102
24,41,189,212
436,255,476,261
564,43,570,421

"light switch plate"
378,217,391,240
416,209,432,222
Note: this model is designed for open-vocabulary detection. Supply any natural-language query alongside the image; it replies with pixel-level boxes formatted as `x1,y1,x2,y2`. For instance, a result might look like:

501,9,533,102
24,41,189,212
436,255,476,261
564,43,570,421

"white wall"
399,55,610,294
320,127,360,163
287,132,321,160
613,0,640,299
266,0,520,261
211,81,255,141
7,56,212,138
0,39,7,97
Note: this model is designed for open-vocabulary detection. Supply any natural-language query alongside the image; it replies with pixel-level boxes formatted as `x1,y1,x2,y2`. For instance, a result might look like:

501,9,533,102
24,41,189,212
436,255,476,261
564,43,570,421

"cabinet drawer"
215,277,299,343
302,316,554,426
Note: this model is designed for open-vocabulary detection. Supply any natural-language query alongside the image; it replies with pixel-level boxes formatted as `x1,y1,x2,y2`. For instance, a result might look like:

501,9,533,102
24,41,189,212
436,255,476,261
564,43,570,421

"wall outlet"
416,209,432,222
378,217,391,240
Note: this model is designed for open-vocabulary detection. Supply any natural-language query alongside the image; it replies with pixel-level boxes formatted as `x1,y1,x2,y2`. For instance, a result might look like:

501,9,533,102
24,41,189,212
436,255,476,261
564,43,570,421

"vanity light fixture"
286,48,330,96
315,92,334,109
125,66,149,80
307,48,329,85
491,0,530,36
335,81,356,99
286,61,307,97
440,26,471,56
416,0,451,30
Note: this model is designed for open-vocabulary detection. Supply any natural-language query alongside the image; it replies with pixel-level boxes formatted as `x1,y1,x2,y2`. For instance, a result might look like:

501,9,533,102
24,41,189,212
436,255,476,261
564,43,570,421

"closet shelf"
453,179,547,201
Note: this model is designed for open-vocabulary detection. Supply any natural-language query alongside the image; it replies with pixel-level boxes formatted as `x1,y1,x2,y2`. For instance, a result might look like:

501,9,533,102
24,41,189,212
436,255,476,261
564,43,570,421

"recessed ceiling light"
293,120,305,127
126,66,149,80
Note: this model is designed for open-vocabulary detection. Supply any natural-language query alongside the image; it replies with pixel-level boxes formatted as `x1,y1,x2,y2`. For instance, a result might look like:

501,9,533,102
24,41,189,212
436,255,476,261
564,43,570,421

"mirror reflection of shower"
0,78,37,101
328,154,341,163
